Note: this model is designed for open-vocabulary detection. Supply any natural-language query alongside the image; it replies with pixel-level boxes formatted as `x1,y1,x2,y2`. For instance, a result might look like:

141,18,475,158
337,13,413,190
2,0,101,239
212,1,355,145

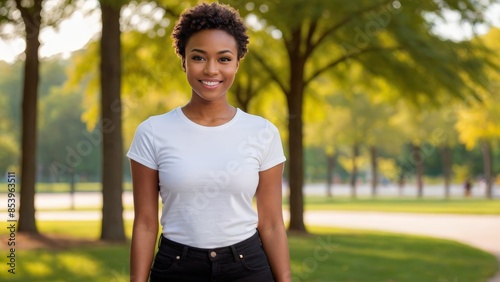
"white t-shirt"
127,107,286,248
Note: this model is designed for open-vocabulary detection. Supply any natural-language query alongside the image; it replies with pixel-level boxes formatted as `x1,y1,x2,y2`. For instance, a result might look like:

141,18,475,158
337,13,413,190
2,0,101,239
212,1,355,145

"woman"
127,2,291,281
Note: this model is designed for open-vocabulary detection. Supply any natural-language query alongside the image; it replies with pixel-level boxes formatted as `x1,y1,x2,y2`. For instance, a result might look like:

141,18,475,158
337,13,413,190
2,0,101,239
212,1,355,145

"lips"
201,80,222,86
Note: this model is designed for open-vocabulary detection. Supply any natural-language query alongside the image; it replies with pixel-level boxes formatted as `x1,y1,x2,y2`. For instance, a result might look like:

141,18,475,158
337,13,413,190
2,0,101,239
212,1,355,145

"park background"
1,0,500,281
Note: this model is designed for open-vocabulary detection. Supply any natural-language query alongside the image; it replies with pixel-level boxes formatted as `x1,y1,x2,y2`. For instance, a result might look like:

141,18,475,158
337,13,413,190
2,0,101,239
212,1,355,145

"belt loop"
230,245,239,262
182,245,188,259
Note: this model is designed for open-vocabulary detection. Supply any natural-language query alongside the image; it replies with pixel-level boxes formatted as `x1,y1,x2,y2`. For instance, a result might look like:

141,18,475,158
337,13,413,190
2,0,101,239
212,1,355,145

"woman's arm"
255,163,292,282
130,160,159,282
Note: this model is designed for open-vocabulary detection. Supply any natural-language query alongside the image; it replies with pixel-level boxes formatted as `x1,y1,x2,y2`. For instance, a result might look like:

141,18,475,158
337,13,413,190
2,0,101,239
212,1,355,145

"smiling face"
183,29,239,103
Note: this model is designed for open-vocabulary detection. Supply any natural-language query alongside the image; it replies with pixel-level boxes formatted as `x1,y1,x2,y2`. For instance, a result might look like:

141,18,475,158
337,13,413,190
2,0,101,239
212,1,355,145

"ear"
235,60,239,72
181,58,186,72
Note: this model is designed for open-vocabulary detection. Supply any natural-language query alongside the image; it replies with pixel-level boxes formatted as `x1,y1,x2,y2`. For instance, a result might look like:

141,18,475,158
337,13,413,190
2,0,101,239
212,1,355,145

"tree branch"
157,4,180,19
304,46,403,87
252,51,289,95
310,0,392,53
14,0,42,39
304,20,318,56
14,0,29,20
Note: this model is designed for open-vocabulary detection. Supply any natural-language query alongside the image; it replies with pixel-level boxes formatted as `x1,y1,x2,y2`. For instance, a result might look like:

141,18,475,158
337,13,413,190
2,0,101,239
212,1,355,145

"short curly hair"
171,2,249,61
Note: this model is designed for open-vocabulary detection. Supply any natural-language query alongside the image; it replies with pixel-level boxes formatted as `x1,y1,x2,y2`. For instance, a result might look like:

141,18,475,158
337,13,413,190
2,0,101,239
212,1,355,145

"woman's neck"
181,101,236,127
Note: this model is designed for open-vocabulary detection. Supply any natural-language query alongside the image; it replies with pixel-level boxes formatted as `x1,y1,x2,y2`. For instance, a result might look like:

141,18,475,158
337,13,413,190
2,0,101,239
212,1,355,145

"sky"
0,2,499,64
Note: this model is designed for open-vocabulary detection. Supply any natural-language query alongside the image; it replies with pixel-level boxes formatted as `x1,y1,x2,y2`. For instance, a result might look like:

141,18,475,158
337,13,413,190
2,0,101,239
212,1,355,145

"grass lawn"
0,222,497,282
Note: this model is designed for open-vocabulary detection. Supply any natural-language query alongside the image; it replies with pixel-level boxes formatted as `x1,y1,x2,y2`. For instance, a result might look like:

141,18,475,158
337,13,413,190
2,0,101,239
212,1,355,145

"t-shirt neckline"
175,106,240,130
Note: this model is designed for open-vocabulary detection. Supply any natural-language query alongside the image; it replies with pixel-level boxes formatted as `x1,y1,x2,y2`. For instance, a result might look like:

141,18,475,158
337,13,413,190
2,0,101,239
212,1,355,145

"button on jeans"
149,230,275,282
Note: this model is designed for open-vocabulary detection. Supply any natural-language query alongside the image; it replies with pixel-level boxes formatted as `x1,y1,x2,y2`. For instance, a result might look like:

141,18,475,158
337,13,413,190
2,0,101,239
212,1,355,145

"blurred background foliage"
0,0,499,189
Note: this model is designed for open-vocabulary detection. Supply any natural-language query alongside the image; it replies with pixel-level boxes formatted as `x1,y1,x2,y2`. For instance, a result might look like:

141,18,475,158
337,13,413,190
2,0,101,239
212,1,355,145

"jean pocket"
151,250,180,273
240,246,271,271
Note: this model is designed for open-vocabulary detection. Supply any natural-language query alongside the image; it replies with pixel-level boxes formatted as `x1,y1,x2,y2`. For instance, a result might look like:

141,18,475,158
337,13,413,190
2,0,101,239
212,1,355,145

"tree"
62,1,184,241
9,0,43,234
0,62,22,134
0,135,18,174
38,79,101,184
332,64,402,197
98,0,127,242
455,28,500,199
326,88,399,198
392,101,441,198
325,149,337,197
233,0,495,231
456,102,500,198
231,51,274,112
335,93,369,198
364,103,400,197
0,62,22,174
422,106,460,198
303,73,346,196
0,0,77,234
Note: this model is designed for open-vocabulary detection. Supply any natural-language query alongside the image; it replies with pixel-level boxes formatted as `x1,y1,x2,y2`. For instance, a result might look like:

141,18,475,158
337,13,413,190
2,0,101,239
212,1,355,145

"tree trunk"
481,141,493,199
70,167,76,210
286,28,307,232
17,0,42,234
440,146,452,199
233,77,252,112
369,146,378,197
99,2,125,242
412,143,424,198
286,82,306,232
325,152,336,197
350,143,359,199
398,173,405,196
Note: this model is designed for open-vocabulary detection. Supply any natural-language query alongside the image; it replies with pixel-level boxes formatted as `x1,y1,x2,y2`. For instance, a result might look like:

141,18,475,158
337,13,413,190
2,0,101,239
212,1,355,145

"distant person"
126,3,290,282
464,179,472,197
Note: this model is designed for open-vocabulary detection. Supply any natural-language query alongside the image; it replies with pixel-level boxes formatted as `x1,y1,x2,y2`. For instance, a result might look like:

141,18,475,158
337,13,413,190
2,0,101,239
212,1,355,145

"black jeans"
149,230,275,282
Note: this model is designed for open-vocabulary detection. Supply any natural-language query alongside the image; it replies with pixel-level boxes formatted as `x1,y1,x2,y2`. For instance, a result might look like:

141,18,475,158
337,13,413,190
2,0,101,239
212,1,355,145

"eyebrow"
190,48,234,55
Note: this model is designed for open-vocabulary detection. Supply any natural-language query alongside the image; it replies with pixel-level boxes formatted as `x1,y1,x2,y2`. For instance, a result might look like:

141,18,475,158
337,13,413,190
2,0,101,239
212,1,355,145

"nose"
204,60,219,75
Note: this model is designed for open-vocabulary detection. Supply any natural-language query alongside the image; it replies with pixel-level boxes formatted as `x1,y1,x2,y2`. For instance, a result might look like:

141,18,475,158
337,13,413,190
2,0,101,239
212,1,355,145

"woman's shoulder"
134,107,180,134
237,110,280,131
140,107,179,125
238,109,269,125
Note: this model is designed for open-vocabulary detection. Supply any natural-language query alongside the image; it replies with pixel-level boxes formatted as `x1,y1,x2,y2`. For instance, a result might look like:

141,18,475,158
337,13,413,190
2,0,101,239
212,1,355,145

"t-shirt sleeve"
126,119,158,170
259,121,286,171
